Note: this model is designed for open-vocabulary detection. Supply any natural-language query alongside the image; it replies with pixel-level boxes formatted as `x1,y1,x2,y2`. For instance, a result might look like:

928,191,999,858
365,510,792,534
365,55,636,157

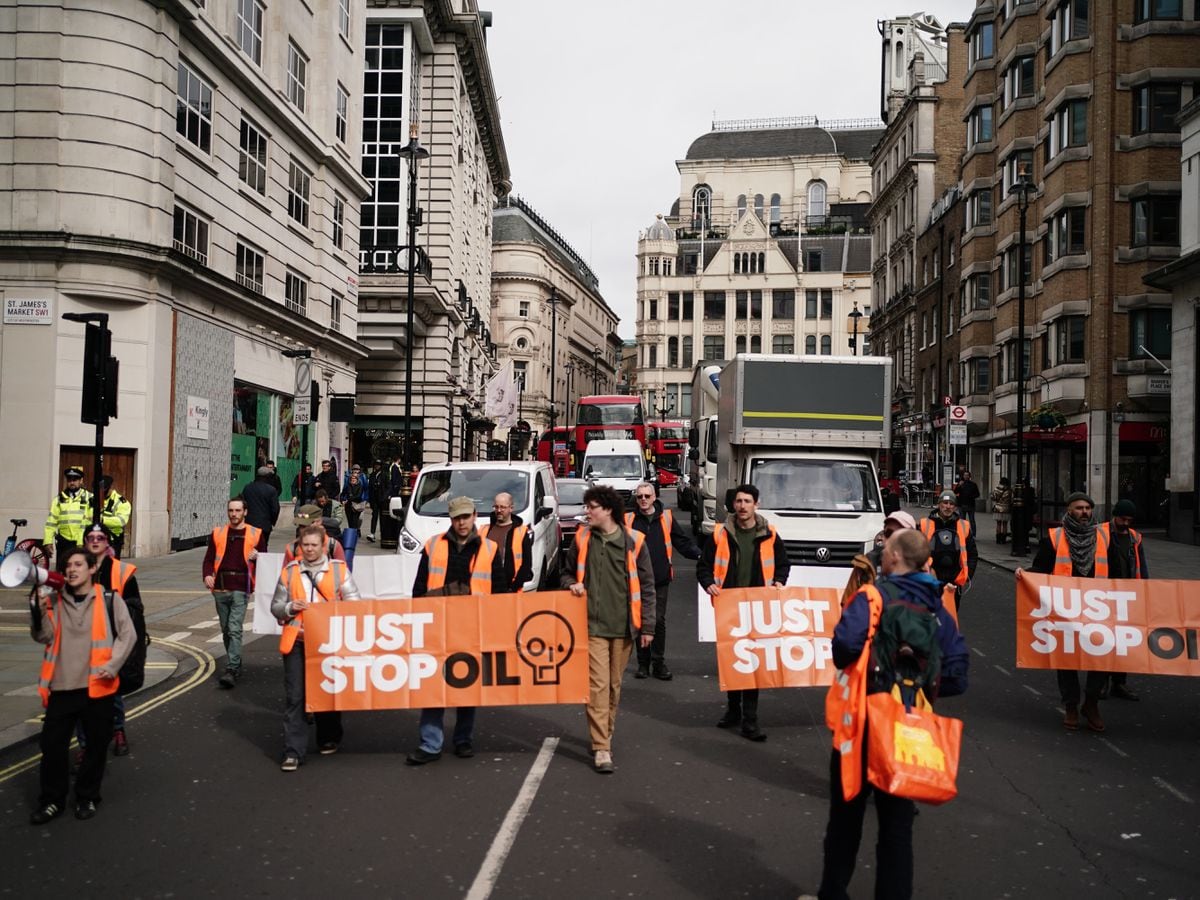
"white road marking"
465,737,559,900
206,634,225,644
190,619,218,629
163,631,192,643
1152,777,1194,804
992,664,1011,676
1099,739,1129,759
971,647,987,658
1022,685,1041,697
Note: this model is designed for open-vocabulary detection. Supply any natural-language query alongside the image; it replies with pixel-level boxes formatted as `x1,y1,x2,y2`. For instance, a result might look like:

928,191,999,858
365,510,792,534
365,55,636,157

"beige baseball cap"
447,496,476,518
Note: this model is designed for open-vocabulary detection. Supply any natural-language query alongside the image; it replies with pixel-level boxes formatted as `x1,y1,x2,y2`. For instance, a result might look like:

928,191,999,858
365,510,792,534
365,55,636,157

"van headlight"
400,529,421,553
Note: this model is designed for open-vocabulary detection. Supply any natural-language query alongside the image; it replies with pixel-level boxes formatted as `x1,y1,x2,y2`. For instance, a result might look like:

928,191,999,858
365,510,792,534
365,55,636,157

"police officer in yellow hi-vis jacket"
44,466,94,570
406,496,504,766
270,524,360,772
99,475,132,558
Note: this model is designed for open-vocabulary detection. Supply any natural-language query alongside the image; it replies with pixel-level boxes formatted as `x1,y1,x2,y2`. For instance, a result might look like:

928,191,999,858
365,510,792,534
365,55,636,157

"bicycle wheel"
15,538,49,570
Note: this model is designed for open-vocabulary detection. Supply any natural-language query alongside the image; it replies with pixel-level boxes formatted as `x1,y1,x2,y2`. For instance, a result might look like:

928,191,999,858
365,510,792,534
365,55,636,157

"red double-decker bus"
574,396,646,464
647,421,689,486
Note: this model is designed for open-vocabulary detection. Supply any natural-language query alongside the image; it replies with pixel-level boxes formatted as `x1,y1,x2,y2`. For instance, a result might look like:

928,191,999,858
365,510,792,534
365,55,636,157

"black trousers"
1057,669,1107,706
724,689,759,722
54,536,78,572
819,747,915,900
39,689,115,807
110,533,125,558
637,581,670,665
369,504,381,536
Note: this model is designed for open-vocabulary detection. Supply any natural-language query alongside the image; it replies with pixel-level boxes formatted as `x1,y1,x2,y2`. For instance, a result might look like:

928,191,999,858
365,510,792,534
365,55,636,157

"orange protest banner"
1016,572,1200,676
713,585,842,691
301,591,589,712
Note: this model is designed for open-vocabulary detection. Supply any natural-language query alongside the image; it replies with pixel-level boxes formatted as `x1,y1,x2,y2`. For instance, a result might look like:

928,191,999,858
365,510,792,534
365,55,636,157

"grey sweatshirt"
35,588,136,691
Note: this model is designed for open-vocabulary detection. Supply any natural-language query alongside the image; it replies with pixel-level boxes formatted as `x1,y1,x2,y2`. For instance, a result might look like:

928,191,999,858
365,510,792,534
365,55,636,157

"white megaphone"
1,550,65,591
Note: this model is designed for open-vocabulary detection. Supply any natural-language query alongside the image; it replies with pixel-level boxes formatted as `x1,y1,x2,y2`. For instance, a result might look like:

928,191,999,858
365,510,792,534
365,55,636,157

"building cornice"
0,232,369,361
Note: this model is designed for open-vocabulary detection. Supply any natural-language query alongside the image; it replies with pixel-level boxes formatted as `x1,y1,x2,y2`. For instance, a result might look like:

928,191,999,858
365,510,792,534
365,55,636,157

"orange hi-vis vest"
424,533,497,595
108,559,135,595
479,522,528,592
211,524,263,589
278,559,351,654
574,526,645,630
825,584,884,801
38,585,119,707
1097,522,1143,577
624,510,676,576
919,518,971,587
1049,526,1111,576
710,523,777,588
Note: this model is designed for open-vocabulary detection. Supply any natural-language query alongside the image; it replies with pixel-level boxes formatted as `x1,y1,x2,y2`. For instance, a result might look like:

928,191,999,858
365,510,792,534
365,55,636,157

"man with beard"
43,467,93,571
1029,492,1110,731
1098,499,1149,702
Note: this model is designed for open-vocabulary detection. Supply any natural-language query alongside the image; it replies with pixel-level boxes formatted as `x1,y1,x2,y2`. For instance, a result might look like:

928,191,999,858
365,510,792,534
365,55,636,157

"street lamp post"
397,125,429,502
591,347,601,394
1010,164,1035,556
548,286,558,433
848,302,864,356
281,348,313,507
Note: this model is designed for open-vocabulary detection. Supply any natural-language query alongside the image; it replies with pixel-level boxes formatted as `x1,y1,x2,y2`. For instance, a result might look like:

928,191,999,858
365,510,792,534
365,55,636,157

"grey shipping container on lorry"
717,355,892,449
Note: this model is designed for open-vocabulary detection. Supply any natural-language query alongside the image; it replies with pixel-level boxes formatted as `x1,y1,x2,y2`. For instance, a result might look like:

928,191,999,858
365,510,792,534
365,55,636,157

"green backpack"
869,580,942,705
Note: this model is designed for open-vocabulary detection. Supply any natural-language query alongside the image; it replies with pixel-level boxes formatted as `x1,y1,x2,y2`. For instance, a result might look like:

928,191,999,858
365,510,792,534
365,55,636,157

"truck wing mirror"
688,426,699,447
724,488,737,512
687,448,699,462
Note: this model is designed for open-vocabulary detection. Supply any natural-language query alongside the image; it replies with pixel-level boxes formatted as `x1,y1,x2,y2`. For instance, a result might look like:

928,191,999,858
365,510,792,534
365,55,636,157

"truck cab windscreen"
749,459,880,512
586,456,642,479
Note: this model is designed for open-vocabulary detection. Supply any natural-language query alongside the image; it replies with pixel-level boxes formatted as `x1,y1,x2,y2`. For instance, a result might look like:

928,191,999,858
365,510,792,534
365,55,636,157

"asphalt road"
1,550,1198,899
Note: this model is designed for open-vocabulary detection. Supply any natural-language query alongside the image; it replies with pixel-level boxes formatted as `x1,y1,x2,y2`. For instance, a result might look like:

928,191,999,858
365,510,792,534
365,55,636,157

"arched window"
821,334,832,355
682,336,693,367
895,40,903,79
805,335,817,355
750,335,761,353
734,253,741,274
736,335,747,354
770,193,781,225
808,181,827,222
754,194,765,220
692,184,711,231
737,194,747,217
758,252,766,272
667,336,679,367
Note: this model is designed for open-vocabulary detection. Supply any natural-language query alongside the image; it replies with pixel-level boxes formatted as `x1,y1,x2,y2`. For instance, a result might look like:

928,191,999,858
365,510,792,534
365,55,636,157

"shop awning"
974,423,1088,448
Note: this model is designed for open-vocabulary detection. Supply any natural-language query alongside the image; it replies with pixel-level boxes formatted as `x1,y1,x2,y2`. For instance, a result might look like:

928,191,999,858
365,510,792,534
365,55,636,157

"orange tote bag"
866,686,963,805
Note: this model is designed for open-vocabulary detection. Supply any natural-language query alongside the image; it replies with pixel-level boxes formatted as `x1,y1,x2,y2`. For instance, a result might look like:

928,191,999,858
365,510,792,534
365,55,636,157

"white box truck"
713,354,892,565
683,360,724,535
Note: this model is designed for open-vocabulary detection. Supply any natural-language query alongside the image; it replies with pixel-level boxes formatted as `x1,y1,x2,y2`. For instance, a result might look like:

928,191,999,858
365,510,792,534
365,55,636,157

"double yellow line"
0,637,216,784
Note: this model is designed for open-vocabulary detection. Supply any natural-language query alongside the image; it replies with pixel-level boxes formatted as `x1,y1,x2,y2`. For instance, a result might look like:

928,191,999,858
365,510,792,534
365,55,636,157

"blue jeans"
418,707,476,753
212,591,247,672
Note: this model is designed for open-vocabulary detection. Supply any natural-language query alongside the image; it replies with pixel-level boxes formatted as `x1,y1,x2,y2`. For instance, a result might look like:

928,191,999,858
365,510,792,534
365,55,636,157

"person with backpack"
79,525,149,760
818,529,969,900
271,524,361,771
29,546,137,824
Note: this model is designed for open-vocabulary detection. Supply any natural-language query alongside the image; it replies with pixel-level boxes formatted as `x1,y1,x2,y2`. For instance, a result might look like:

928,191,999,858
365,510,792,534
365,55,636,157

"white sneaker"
593,750,614,773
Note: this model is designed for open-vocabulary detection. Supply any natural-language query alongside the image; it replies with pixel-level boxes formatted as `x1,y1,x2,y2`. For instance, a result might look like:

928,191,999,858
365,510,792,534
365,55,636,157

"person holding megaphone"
28,546,136,825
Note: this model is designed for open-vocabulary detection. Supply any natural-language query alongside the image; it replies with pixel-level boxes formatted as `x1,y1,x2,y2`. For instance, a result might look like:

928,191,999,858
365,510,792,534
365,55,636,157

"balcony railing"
358,245,432,277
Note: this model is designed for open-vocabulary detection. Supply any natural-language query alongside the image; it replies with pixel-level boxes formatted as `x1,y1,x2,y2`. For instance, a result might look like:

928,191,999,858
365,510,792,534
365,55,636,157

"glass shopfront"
232,382,310,499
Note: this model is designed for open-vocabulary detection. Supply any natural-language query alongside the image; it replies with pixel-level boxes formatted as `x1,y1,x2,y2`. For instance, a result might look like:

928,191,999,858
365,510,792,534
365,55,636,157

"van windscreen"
413,469,531,516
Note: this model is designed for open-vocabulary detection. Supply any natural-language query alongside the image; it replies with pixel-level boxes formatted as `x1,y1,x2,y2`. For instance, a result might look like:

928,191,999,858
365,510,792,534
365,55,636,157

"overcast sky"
484,0,969,336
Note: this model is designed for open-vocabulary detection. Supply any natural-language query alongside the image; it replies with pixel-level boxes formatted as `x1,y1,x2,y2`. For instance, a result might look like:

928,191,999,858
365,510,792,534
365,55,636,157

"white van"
581,439,650,509
394,461,560,594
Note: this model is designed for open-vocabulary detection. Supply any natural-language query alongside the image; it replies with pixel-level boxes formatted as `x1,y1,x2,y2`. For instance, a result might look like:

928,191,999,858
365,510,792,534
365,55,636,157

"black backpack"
105,591,151,696
869,580,942,704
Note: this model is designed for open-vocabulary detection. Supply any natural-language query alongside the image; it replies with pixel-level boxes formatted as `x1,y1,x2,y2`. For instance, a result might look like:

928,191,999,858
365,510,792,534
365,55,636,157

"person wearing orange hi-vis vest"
560,484,656,774
270,524,360,772
201,497,266,689
30,547,137,825
406,496,504,766
818,530,968,900
1027,491,1112,732
479,491,533,594
918,491,978,618
624,481,700,681
697,483,790,742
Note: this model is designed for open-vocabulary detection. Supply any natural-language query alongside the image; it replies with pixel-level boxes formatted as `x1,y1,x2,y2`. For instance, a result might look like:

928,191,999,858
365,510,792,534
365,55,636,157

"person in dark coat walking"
624,482,700,681
264,461,284,498
242,467,281,550
953,471,981,536
366,461,388,542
